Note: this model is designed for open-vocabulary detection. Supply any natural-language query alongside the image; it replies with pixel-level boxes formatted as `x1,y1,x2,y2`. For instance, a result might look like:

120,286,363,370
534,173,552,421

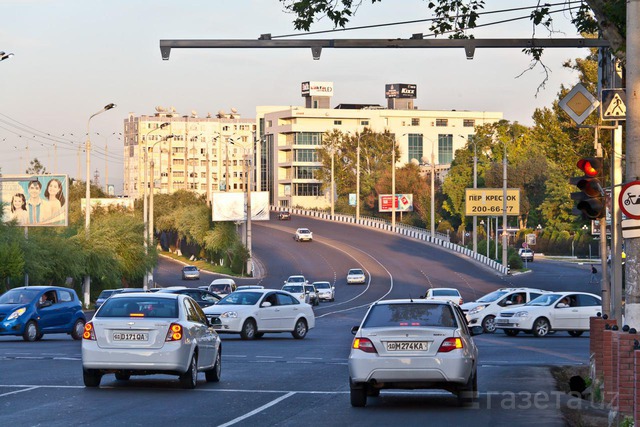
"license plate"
386,341,428,351
496,319,510,325
113,332,148,341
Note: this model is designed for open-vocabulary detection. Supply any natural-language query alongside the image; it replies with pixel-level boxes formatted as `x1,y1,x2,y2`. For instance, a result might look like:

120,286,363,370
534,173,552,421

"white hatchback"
424,288,463,305
294,228,313,242
349,299,481,407
82,292,221,389
203,289,315,340
494,292,602,337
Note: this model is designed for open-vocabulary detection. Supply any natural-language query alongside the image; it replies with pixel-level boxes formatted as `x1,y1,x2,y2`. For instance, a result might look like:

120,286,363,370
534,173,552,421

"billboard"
385,83,417,99
301,81,334,97
464,188,520,216
1,174,69,226
379,194,414,212
211,191,270,222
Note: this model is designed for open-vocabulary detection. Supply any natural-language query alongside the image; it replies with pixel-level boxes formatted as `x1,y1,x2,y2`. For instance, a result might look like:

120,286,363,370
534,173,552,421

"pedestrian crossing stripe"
603,93,626,117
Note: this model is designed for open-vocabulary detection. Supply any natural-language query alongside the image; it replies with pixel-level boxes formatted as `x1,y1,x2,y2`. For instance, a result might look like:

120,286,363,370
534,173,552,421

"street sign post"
465,188,520,216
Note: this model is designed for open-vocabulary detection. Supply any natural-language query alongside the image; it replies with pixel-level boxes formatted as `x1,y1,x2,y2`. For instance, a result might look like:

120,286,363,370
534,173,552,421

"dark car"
0,286,86,342
156,287,222,308
278,211,291,220
95,289,123,310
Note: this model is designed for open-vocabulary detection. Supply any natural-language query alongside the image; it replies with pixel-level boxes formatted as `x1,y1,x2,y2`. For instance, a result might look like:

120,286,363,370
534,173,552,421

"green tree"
25,158,47,174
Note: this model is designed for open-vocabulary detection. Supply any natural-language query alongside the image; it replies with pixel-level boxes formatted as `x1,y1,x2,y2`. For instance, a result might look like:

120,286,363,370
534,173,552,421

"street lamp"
83,102,116,308
502,138,508,269
422,136,437,238
459,134,478,254
0,51,13,62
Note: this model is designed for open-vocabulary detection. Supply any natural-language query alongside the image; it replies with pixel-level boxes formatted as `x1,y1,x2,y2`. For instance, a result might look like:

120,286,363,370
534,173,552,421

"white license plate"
113,332,148,341
386,341,428,351
496,319,510,324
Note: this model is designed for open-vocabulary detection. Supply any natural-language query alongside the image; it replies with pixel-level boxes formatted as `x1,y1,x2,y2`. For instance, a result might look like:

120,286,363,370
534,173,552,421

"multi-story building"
123,107,257,201
258,82,503,209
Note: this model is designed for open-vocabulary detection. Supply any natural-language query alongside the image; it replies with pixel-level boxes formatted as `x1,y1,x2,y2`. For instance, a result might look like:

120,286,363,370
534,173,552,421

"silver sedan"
82,292,221,389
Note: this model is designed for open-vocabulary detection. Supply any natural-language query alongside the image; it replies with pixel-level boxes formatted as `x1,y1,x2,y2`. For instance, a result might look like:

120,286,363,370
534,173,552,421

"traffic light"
570,157,606,219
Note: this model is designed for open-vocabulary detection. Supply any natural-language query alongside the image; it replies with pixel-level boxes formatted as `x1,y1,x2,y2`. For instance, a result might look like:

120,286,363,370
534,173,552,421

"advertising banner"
379,194,414,212
301,81,334,97
464,188,520,216
1,174,69,226
211,191,270,221
385,83,417,99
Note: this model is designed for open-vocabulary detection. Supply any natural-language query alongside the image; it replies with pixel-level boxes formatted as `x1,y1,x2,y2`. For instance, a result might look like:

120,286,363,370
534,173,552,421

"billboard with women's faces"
0,175,69,227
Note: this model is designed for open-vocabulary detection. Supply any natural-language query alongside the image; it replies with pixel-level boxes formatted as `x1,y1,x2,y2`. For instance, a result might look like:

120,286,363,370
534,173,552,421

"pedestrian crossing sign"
601,89,626,120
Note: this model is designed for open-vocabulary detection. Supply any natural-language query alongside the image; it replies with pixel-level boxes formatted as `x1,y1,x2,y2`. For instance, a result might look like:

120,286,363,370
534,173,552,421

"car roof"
297,228,310,231
110,292,181,300
11,286,70,291
348,268,363,272
428,287,460,292
210,278,236,285
543,291,601,298
375,299,453,306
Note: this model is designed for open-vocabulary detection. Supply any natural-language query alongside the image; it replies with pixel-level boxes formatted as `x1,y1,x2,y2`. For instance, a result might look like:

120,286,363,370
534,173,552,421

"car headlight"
220,311,238,318
515,311,530,318
468,305,486,315
7,307,27,321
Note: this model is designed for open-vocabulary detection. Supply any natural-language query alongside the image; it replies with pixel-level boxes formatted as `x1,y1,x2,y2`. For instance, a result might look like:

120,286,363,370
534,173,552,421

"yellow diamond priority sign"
559,83,599,125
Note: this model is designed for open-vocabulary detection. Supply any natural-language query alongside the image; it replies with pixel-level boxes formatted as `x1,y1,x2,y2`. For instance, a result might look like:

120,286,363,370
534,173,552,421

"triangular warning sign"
604,93,626,117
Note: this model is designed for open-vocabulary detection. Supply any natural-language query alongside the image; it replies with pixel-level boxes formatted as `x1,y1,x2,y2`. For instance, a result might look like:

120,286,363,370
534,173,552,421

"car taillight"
83,322,96,340
438,337,463,353
166,323,183,342
352,337,377,354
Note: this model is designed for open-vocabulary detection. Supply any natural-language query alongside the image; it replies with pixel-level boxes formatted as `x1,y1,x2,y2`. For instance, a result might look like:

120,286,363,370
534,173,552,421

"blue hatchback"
0,286,86,342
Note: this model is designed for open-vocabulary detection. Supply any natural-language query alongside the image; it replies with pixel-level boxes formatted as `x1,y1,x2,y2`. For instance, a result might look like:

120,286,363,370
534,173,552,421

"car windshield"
349,269,363,275
363,303,457,328
526,294,562,307
476,290,509,303
0,288,39,304
97,297,178,318
432,289,459,296
217,292,262,305
314,283,330,289
283,285,304,294
287,277,305,283
298,229,310,234
184,266,197,272
97,290,117,299
209,284,231,293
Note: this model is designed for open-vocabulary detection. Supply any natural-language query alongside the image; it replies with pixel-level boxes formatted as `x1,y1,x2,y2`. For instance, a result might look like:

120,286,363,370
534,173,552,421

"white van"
208,278,237,297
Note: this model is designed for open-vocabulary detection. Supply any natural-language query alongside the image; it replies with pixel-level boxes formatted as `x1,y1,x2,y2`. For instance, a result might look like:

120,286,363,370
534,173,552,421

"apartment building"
258,82,503,209
123,107,257,201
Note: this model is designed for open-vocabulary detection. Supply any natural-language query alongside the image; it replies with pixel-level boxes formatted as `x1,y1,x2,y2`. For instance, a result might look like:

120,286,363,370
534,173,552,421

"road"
0,215,594,426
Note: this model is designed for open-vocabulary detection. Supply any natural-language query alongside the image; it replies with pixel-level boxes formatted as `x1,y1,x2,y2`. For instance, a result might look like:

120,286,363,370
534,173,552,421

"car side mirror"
351,326,359,335
261,301,272,308
557,303,569,308
505,300,513,305
469,325,483,336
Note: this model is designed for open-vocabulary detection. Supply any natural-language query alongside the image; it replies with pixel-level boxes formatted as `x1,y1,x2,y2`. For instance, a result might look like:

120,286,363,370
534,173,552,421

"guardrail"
272,206,508,275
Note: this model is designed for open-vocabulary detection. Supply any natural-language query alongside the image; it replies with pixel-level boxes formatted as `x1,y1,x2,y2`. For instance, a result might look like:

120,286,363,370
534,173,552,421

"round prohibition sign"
619,180,640,219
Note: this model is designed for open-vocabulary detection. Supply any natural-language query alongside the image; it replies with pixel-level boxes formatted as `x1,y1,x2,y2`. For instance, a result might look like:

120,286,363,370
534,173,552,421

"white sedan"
294,228,313,242
494,291,602,337
346,268,366,284
203,289,315,340
81,292,221,389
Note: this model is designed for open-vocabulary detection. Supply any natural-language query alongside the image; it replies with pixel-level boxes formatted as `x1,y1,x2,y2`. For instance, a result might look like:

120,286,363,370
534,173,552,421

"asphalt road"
0,216,594,426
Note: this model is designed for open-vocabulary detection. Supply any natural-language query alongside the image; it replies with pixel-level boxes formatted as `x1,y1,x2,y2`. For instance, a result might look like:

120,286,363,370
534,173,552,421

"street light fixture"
83,102,116,308
0,51,14,62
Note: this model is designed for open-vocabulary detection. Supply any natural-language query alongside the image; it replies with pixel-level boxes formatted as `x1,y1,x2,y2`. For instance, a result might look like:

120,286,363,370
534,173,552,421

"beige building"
123,108,257,201
258,82,503,209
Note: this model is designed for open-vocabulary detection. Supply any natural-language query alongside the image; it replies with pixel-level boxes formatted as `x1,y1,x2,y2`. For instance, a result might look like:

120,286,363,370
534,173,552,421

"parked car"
278,210,291,220
304,283,320,306
82,292,221,389
520,248,534,262
346,268,366,284
424,288,463,305
313,281,335,302
203,289,315,340
182,265,200,280
461,287,550,333
156,287,222,308
494,291,602,337
208,278,237,297
95,289,123,310
294,228,313,242
0,286,86,342
348,299,481,407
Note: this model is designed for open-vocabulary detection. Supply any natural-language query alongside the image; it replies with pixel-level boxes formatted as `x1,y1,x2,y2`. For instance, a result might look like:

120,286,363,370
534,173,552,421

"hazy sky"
1,0,590,193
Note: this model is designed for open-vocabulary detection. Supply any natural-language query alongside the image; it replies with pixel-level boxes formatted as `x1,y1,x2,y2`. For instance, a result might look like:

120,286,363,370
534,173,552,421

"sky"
1,0,591,194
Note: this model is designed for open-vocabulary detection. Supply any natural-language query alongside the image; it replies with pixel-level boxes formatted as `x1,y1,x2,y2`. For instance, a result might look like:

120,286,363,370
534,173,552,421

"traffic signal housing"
570,157,606,220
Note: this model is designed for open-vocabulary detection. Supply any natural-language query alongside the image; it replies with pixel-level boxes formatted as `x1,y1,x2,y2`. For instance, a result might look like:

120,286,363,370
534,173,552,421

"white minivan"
208,278,237,297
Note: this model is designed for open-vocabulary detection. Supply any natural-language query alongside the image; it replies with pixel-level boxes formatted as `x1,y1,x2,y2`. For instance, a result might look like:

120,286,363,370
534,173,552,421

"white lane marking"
255,356,283,359
216,391,296,427
0,386,39,397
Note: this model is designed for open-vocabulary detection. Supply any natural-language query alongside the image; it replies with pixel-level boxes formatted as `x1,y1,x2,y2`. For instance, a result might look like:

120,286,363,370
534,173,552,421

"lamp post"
422,136,437,238
329,142,336,220
83,103,116,308
502,139,508,269
391,134,397,230
460,134,478,254
207,133,220,205
356,134,361,221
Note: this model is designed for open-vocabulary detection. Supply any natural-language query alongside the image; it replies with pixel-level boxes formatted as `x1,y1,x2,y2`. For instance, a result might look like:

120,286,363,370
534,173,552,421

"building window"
295,166,320,179
463,119,475,127
333,120,342,125
407,134,423,163
360,120,369,126
173,159,185,165
435,118,448,127
411,118,420,126
438,134,453,164
296,132,322,145
294,183,322,196
295,149,319,162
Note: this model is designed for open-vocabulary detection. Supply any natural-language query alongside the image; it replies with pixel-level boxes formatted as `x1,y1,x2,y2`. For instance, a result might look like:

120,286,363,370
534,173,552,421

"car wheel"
179,353,198,389
83,369,102,387
504,329,519,337
115,372,130,381
568,330,584,337
240,319,257,340
481,315,496,333
367,388,380,397
254,332,264,339
291,318,308,339
205,348,221,382
23,320,39,342
35,332,44,341
71,319,85,340
457,370,478,406
350,379,367,407
532,318,551,337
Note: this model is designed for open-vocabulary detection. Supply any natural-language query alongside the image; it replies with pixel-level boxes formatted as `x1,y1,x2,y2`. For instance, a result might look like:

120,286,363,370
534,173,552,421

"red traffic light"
576,158,602,177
